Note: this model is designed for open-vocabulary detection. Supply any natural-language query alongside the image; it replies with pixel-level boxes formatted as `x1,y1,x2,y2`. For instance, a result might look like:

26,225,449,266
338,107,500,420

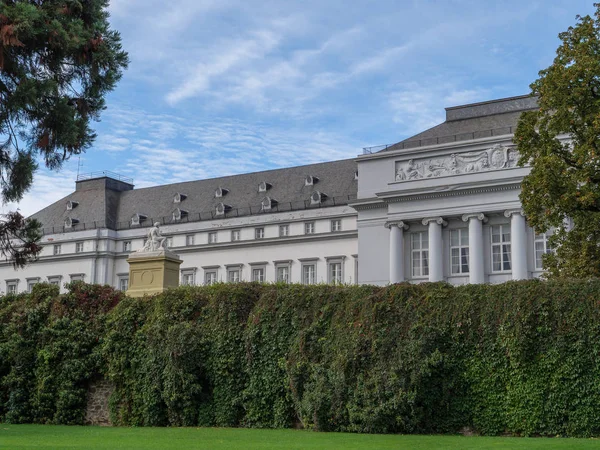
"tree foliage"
0,0,127,267
515,4,600,277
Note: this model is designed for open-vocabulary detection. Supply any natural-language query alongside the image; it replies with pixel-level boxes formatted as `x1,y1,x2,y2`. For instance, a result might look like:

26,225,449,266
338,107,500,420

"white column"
422,217,447,282
462,213,487,284
504,209,528,280
386,221,409,283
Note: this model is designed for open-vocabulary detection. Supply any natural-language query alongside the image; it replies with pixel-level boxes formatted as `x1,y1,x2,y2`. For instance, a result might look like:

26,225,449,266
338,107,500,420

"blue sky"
14,0,597,216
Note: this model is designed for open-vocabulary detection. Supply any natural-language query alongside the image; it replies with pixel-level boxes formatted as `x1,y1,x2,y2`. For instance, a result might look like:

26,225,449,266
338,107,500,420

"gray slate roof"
32,158,358,233
384,95,538,152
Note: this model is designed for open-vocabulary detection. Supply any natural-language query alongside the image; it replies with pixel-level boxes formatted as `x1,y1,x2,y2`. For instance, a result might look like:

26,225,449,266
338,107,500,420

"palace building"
1,94,558,293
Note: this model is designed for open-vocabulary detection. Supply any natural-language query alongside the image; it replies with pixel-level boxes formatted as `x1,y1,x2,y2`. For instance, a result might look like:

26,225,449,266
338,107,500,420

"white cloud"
389,82,490,136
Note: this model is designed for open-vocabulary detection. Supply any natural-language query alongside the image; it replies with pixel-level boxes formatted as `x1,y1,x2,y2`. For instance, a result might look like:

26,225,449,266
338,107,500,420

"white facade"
2,206,358,293
353,96,557,286
0,95,558,292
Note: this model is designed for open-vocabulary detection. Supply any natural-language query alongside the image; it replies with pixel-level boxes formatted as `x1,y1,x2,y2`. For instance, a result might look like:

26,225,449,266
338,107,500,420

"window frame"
534,230,555,270
204,270,218,285
69,273,85,282
255,227,265,239
330,219,342,232
449,228,470,275
411,232,429,278
118,276,129,292
5,279,18,294
181,267,197,286
279,224,289,237
75,242,84,253
491,224,512,272
53,244,62,255
274,260,292,283
304,222,315,235
227,265,242,283
122,241,132,252
47,275,62,287
208,232,218,244
26,277,40,293
231,229,241,241
186,235,195,246
300,259,318,285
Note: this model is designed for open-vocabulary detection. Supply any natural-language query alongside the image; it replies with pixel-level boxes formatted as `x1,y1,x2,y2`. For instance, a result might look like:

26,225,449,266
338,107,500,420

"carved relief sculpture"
394,144,517,182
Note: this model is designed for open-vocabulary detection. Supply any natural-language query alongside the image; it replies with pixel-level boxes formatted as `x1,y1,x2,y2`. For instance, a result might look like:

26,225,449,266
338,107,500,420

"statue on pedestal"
138,222,168,252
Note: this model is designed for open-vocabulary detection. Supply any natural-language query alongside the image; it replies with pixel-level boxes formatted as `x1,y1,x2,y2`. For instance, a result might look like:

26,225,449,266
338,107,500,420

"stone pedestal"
126,250,183,297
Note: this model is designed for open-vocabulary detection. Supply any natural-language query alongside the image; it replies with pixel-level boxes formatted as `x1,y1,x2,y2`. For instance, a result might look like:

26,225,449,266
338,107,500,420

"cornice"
382,183,521,203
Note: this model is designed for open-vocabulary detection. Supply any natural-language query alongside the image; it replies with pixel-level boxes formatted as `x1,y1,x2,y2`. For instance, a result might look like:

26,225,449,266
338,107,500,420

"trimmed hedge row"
1,280,600,436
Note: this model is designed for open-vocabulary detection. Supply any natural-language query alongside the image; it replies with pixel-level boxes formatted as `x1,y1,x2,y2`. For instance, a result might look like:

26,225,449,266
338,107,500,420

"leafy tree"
0,0,128,267
515,3,600,278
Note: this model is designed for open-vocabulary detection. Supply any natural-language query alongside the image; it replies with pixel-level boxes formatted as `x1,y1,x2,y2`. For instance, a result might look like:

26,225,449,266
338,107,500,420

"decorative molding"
462,213,488,223
325,255,347,261
249,261,269,266
422,217,448,227
201,265,220,269
504,208,525,218
394,144,518,182
384,221,409,230
384,183,521,203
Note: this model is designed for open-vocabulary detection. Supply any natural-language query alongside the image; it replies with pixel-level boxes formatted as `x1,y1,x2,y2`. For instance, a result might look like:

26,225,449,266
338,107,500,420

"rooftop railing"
76,171,134,184
362,125,515,155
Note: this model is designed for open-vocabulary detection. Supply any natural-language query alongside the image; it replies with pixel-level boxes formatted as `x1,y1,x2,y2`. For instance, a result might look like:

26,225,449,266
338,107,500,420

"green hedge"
1,279,600,436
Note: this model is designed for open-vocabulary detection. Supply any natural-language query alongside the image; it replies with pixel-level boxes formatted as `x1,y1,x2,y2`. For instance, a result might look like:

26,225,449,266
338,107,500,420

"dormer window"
215,187,229,198
305,175,319,186
310,191,327,205
131,213,148,226
66,200,79,210
172,208,188,221
215,202,232,217
64,217,80,228
261,196,278,212
174,193,187,203
258,181,272,193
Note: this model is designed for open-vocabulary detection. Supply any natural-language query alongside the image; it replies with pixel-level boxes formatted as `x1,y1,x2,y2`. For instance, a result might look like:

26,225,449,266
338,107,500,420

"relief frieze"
394,144,518,182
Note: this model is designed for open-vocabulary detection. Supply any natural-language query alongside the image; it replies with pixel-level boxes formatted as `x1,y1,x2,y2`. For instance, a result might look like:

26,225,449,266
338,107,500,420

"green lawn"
0,425,599,450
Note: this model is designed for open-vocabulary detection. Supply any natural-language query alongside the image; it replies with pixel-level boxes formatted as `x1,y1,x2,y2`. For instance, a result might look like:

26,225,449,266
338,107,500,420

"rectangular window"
534,231,555,269
119,277,129,291
75,242,84,253
328,262,343,284
228,269,241,283
305,222,315,235
331,219,342,232
252,267,265,282
302,264,316,285
181,268,196,286
276,265,290,283
411,232,429,277
205,271,217,285
186,235,195,246
122,241,131,252
208,232,218,244
491,225,512,272
166,237,173,248
27,279,39,293
450,229,470,274
255,228,265,239
70,273,85,282
47,276,62,287
6,281,17,294
279,225,289,237
53,244,61,255
231,230,241,241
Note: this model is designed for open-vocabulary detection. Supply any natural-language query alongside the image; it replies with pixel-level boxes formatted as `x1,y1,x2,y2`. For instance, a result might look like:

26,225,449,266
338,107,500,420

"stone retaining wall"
85,379,114,425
